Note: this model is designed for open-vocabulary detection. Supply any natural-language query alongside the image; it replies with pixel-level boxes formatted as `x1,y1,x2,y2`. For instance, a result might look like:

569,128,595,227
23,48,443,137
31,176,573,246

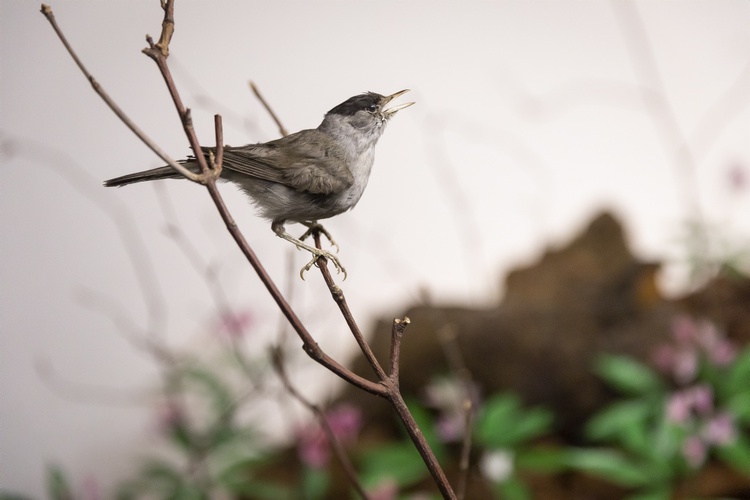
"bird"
105,89,414,278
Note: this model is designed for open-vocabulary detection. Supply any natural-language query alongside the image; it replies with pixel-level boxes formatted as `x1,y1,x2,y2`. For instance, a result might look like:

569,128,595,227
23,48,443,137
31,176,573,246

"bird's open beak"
382,89,415,117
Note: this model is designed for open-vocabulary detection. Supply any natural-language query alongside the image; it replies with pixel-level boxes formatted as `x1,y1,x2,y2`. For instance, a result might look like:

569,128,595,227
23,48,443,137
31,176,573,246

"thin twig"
388,387,456,500
313,232,388,382
155,0,174,57
271,347,370,500
388,317,409,381
40,5,200,183
436,324,476,500
250,81,290,137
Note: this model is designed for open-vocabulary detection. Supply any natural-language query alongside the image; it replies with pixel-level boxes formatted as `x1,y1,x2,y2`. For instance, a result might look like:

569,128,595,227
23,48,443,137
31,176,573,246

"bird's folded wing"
205,130,354,195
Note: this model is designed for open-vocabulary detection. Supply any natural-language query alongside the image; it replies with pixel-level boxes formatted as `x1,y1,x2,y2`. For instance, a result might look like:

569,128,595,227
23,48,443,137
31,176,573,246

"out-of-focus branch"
437,324,476,500
250,81,290,137
271,347,370,500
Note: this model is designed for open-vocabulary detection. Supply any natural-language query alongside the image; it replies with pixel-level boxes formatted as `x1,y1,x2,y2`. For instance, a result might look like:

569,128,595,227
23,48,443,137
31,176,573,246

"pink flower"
666,392,691,424
298,425,329,469
688,385,714,416
654,315,737,383
727,163,748,193
673,350,699,384
703,412,737,445
682,435,707,469
672,314,698,345
216,308,254,339
81,475,100,500
156,399,185,435
435,414,465,442
423,376,479,443
297,404,362,469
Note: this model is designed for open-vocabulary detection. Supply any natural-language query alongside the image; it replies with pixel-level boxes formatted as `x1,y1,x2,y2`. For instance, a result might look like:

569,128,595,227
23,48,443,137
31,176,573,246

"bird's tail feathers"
104,161,198,187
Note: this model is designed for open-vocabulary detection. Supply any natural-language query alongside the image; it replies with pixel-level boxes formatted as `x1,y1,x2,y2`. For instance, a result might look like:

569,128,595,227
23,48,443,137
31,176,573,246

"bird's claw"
299,248,347,280
300,223,340,253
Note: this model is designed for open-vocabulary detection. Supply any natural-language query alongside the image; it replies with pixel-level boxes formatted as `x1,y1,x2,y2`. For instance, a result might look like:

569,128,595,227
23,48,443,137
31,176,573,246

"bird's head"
322,89,413,145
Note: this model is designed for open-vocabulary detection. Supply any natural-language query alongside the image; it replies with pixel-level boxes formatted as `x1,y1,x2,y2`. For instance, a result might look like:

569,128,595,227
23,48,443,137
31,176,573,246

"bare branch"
313,232,388,382
250,81,290,137
155,0,175,57
388,317,409,382
39,4,201,183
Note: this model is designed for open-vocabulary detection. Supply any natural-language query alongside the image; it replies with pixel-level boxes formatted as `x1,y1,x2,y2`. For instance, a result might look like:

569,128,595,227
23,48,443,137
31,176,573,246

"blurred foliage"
7,315,746,499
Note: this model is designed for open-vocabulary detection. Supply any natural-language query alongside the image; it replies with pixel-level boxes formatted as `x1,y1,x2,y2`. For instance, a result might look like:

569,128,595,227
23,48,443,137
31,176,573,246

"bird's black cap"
326,92,383,116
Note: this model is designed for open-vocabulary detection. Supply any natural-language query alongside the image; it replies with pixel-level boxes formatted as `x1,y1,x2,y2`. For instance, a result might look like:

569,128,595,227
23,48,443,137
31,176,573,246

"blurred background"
1,1,749,497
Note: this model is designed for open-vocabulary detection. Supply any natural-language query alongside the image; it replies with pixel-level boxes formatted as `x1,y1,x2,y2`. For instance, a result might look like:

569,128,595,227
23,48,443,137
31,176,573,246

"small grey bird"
105,89,414,277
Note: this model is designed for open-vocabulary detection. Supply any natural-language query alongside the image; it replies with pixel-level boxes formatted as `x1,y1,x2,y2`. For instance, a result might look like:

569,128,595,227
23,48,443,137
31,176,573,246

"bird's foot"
272,220,347,280
299,247,347,280
300,222,339,253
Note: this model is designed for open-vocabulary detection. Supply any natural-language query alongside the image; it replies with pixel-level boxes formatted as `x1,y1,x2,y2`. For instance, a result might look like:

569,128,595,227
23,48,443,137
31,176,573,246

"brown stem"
155,0,174,57
313,232,388,382
388,389,457,500
388,317,409,381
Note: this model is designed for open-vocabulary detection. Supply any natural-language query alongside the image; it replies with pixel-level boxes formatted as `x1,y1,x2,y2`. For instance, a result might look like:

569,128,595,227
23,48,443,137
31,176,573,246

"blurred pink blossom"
689,385,714,416
703,412,737,445
727,163,748,193
297,404,362,469
216,308,254,339
81,475,101,500
423,376,479,443
653,315,736,383
156,399,185,435
665,385,713,424
682,435,707,469
665,392,690,424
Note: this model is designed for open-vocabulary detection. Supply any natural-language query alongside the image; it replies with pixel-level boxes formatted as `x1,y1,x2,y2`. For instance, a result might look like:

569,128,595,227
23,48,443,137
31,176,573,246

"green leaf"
593,355,663,396
0,493,34,500
585,400,651,441
359,443,429,488
625,485,671,500
476,394,552,447
725,348,750,399
514,447,569,473
301,467,329,500
217,459,291,500
716,435,750,475
494,476,531,500
46,465,73,500
501,408,554,446
180,365,235,419
727,392,750,424
563,448,653,487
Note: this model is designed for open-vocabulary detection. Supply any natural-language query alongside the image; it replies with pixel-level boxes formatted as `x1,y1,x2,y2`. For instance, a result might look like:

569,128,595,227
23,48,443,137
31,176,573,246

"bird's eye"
367,103,378,113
